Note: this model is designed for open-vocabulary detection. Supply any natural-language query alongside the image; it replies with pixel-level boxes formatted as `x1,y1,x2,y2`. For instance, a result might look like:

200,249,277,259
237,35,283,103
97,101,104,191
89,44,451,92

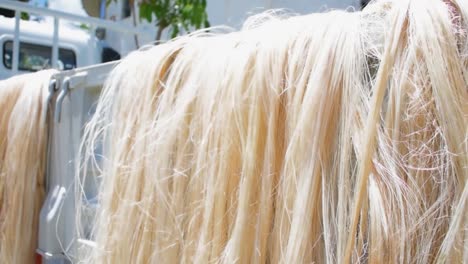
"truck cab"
0,16,101,80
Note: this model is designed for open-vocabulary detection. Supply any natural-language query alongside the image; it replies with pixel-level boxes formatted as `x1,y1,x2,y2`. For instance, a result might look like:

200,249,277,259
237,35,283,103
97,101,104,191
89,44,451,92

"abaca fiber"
0,70,56,263
80,0,467,263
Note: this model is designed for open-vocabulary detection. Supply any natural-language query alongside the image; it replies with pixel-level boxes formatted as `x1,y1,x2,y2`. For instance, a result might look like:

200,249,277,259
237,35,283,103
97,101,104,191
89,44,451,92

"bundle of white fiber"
80,0,467,263
0,70,56,263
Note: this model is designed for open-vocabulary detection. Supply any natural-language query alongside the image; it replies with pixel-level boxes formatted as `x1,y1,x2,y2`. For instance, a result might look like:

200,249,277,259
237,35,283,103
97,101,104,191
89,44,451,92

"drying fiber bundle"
79,0,467,263
0,70,56,263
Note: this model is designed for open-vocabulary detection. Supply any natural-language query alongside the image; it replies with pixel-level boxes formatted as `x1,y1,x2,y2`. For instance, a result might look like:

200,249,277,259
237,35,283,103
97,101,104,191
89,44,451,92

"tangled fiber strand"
79,0,467,263
0,70,56,263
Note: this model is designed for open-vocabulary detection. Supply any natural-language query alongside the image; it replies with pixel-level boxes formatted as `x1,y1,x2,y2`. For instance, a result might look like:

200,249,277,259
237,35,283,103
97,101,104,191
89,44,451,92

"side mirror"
101,47,120,63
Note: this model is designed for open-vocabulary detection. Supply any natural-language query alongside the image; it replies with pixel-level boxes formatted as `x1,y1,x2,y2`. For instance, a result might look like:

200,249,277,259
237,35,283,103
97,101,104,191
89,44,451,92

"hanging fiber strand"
78,0,467,263
0,70,56,263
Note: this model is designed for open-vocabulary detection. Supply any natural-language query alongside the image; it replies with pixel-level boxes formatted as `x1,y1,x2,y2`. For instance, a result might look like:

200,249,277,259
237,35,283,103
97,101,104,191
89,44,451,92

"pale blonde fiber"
0,70,55,263
79,0,467,263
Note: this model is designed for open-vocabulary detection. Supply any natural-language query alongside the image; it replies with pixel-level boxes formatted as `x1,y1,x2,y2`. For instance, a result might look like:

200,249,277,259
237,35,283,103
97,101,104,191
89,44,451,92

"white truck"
0,15,101,80
0,1,152,263
0,0,152,80
38,62,115,263
1,1,364,263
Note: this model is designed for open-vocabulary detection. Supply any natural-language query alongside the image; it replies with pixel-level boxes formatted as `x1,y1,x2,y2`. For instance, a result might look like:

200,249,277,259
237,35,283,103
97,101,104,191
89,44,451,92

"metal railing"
39,61,117,263
0,0,152,73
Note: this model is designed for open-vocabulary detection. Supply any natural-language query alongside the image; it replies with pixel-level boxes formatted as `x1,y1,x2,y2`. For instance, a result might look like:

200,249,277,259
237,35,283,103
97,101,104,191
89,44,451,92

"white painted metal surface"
1,0,152,36
39,62,117,263
12,10,19,74
0,0,152,80
52,17,59,69
0,15,98,79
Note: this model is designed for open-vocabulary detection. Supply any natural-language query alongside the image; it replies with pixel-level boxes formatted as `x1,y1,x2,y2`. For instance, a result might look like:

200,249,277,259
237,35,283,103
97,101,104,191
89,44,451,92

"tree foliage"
139,0,210,40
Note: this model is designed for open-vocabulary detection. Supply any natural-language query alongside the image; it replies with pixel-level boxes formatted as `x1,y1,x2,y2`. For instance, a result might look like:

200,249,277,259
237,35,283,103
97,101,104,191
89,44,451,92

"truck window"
3,41,77,71
123,0,131,18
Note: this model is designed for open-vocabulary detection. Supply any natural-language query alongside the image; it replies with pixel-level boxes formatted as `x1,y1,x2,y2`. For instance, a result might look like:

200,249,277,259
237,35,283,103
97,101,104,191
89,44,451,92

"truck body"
0,16,100,80
0,1,362,263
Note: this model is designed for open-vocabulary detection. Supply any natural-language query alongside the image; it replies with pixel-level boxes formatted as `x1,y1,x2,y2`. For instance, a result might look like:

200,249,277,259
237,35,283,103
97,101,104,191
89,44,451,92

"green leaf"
139,3,153,22
138,0,210,40
20,12,29,21
182,4,193,15
171,25,180,38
